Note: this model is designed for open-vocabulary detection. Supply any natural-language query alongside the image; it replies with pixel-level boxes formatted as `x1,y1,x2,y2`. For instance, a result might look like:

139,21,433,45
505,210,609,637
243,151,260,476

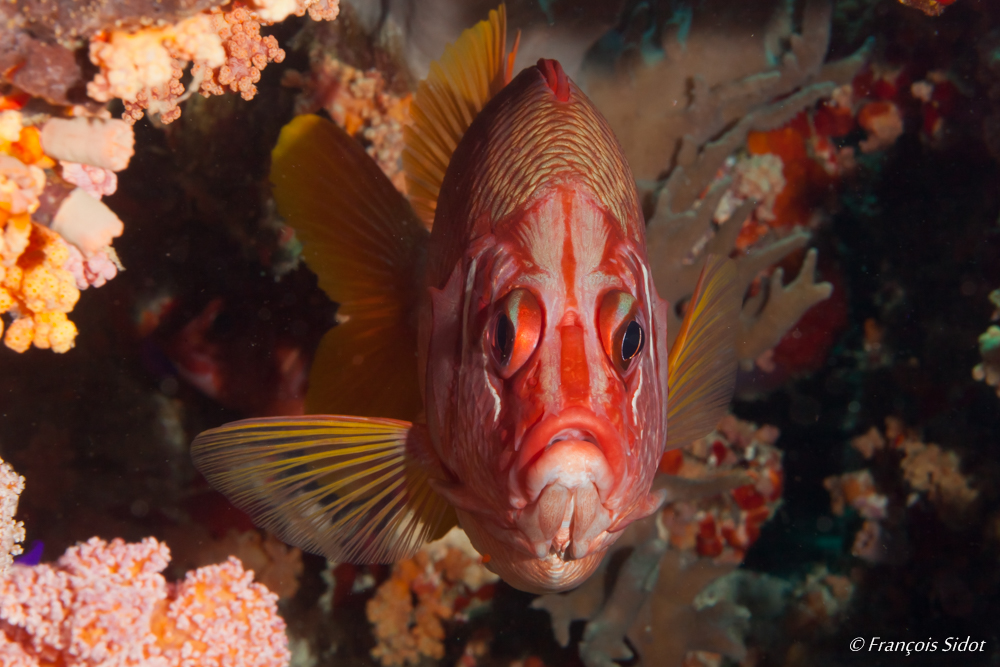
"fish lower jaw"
513,477,615,561
523,439,615,500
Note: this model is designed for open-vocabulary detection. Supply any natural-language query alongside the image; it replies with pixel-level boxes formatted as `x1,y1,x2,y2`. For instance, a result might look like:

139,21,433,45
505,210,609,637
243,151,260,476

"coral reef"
0,458,25,577
0,537,289,666
367,527,497,667
582,0,869,372
0,115,133,353
0,460,289,666
2,1,1000,666
0,1,339,350
284,56,412,190
825,419,978,565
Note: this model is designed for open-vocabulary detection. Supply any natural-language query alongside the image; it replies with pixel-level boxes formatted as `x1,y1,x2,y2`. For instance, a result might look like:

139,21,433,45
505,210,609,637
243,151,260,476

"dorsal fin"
271,115,428,421
663,254,741,453
403,4,519,227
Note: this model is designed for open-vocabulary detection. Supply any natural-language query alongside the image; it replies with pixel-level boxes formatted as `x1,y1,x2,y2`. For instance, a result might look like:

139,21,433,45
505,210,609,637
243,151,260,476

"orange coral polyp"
1,223,81,353
10,127,51,168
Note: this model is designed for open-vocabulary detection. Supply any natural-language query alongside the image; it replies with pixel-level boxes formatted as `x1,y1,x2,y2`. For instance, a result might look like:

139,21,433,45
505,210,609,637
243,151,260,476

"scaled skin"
417,63,670,593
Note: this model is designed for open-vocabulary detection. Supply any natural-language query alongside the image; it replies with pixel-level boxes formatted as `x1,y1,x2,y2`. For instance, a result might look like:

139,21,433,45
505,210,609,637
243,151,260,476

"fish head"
424,60,669,593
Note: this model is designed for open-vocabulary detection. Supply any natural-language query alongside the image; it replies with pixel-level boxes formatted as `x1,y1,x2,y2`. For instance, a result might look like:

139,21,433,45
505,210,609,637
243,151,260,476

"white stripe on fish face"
510,188,630,413
462,256,502,424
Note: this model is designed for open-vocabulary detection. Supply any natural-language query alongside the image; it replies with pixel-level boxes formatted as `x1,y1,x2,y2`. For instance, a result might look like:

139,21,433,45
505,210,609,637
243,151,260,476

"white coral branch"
737,247,833,367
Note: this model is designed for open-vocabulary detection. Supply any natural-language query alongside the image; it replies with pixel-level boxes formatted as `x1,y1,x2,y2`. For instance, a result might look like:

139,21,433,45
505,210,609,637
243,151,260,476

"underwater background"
1,0,1000,665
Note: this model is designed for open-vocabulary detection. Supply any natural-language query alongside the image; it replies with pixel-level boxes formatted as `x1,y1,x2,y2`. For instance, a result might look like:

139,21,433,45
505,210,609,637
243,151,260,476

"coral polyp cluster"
0,538,289,666
85,1,340,125
659,415,784,563
0,458,25,577
0,459,289,666
0,116,135,353
366,528,497,667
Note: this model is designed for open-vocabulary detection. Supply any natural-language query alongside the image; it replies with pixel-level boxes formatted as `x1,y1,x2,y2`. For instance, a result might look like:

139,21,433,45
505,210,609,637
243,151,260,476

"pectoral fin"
191,416,457,563
664,254,740,452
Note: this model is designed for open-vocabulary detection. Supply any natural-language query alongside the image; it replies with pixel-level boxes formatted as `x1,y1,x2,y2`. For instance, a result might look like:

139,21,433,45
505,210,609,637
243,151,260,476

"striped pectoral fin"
191,416,457,564
663,254,741,453
403,4,519,226
271,114,428,421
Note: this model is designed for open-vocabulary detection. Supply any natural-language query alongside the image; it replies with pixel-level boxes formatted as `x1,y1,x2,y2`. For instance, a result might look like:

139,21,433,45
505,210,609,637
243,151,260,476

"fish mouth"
512,407,625,506
509,408,626,560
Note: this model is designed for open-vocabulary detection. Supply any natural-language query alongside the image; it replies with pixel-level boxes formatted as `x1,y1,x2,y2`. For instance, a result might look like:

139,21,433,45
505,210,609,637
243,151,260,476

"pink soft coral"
0,537,289,666
195,7,286,102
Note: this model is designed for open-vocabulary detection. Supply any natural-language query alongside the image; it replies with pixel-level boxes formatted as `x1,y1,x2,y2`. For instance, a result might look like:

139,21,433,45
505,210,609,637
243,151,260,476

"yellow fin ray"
271,115,428,420
664,254,741,452
191,416,457,564
403,5,516,226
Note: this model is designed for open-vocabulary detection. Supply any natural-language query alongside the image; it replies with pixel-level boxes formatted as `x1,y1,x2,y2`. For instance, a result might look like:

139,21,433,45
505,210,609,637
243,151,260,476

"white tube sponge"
40,117,135,172
51,188,124,256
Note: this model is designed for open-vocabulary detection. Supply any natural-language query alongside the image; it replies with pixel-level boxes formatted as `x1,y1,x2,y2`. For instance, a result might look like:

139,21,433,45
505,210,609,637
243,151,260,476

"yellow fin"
191,416,457,563
271,115,428,421
403,4,518,227
664,254,740,451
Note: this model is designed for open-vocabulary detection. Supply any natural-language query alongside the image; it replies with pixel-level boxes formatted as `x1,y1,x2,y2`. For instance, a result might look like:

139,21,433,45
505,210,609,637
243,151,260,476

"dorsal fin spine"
402,5,518,228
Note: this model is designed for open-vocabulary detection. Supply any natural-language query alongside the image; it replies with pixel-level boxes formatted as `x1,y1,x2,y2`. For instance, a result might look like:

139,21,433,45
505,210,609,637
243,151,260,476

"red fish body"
192,7,737,594
420,63,669,590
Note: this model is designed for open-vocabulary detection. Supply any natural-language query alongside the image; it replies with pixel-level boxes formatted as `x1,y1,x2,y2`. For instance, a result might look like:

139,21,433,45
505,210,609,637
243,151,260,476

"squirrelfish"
192,6,739,593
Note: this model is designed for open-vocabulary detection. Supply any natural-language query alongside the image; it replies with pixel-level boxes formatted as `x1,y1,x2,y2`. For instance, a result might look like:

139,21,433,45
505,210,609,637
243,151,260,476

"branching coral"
585,0,867,371
0,537,290,666
737,250,835,371
0,458,25,577
366,527,497,667
536,514,748,667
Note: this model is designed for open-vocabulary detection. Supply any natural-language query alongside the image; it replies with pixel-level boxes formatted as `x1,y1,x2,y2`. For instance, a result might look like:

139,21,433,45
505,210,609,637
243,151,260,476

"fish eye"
599,290,644,373
489,288,543,378
492,313,514,364
620,320,644,363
